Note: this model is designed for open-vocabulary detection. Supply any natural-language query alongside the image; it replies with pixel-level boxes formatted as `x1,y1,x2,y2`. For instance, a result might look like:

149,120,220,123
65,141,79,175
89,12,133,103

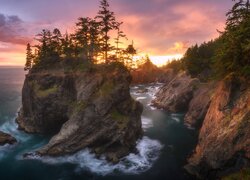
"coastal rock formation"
156,68,176,84
184,82,215,129
185,75,250,178
17,62,143,162
0,131,17,145
152,72,199,112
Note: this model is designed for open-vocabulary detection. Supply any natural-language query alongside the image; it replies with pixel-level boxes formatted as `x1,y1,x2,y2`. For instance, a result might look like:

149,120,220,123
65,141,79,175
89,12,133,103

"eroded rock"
152,72,200,112
185,75,250,178
17,62,143,162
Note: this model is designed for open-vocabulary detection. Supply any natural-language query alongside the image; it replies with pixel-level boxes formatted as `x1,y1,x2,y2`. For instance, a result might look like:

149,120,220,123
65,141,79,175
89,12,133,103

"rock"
17,62,143,162
156,68,176,84
152,72,200,112
185,75,250,178
0,131,17,145
184,82,216,129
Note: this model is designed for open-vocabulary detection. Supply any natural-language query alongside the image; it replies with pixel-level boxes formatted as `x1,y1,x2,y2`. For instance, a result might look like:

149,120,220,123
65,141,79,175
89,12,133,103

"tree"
114,22,127,60
75,17,91,59
124,41,137,69
24,43,33,71
215,0,250,77
96,0,118,63
89,19,101,62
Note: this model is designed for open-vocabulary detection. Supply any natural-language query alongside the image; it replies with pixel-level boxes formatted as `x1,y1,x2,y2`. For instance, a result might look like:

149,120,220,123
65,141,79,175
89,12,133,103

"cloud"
0,13,30,45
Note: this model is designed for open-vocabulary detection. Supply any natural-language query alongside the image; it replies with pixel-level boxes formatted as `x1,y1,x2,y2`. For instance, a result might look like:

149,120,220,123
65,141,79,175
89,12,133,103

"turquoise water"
0,67,196,180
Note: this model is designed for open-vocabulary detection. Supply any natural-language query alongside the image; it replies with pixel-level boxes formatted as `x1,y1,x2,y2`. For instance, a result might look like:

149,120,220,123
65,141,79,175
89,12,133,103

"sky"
0,0,233,66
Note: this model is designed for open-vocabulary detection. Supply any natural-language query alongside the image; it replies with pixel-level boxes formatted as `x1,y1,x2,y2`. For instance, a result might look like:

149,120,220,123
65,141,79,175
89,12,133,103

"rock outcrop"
17,62,143,162
185,75,250,178
0,131,17,145
152,72,199,112
184,82,215,129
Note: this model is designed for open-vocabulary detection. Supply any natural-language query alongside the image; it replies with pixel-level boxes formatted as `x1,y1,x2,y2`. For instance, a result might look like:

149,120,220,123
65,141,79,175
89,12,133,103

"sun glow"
149,54,183,67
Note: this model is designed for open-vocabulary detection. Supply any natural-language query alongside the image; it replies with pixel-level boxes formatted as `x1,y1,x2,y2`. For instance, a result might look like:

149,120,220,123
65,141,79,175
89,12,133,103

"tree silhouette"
24,43,33,71
96,0,118,63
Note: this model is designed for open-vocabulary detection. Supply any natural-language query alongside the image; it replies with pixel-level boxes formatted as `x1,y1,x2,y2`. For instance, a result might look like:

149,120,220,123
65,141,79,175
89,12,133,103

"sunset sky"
0,0,233,66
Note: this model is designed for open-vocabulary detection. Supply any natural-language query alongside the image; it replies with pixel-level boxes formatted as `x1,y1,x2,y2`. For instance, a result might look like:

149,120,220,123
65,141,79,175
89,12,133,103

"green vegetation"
222,168,250,180
32,82,58,98
181,0,250,80
111,109,129,129
24,0,137,71
98,81,114,97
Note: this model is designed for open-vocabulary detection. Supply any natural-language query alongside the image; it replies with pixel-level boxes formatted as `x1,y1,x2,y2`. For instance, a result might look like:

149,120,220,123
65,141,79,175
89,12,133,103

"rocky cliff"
17,62,143,162
153,71,250,178
152,72,199,112
185,75,250,178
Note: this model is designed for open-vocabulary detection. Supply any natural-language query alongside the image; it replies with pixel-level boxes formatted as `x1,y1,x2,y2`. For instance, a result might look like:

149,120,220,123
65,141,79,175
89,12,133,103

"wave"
136,97,147,100
141,116,153,130
25,136,163,176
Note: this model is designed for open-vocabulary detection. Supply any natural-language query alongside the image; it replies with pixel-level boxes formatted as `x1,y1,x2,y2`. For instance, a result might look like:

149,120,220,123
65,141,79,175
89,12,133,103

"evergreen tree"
89,19,101,62
114,22,127,60
24,43,33,71
96,0,118,63
124,41,137,68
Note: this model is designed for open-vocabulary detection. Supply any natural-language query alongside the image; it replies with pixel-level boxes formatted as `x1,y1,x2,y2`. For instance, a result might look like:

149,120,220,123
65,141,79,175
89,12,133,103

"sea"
0,67,197,180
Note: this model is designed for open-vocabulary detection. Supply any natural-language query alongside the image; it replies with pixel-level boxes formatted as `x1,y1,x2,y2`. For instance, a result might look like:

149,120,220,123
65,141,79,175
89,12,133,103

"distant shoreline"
0,66,23,68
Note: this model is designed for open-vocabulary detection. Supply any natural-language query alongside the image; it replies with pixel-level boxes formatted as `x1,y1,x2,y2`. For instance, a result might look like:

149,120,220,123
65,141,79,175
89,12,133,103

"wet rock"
0,131,17,145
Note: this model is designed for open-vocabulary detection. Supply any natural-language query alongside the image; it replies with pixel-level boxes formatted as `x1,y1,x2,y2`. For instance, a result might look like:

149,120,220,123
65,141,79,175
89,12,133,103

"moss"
32,81,58,98
222,168,250,180
73,101,87,113
97,81,114,97
111,109,129,130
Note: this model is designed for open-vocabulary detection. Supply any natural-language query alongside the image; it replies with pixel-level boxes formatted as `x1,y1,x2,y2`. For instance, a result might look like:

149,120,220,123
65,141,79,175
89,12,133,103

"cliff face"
152,72,199,112
185,75,250,178
184,82,215,128
153,70,250,177
17,63,143,162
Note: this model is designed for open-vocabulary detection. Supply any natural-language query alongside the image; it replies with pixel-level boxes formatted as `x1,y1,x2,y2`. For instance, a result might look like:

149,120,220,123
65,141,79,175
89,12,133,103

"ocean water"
0,67,196,180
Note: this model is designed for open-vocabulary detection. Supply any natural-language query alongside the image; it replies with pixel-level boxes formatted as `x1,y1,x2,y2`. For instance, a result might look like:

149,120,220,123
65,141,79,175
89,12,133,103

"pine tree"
114,22,127,60
24,43,33,71
89,19,101,62
96,0,118,63
124,41,137,68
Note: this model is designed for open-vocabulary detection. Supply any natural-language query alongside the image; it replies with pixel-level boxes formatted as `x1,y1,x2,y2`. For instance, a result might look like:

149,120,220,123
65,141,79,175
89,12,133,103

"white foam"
0,119,31,142
141,116,153,130
136,97,147,100
25,136,163,176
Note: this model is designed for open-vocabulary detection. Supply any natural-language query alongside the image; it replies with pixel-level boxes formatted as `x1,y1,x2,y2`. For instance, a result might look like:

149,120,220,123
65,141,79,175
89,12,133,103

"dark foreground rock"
0,131,17,145
185,75,250,178
17,62,143,162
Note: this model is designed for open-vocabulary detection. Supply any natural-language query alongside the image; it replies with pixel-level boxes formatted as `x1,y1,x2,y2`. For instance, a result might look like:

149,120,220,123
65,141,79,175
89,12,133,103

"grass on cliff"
97,81,115,97
111,109,129,130
222,168,250,180
32,82,58,98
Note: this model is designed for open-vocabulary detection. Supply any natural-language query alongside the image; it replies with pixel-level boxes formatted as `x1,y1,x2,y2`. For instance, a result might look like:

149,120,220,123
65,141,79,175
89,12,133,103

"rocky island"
17,61,143,162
